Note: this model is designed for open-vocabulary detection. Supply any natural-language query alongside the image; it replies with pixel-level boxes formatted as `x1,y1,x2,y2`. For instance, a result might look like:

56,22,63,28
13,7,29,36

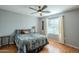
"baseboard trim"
65,43,79,49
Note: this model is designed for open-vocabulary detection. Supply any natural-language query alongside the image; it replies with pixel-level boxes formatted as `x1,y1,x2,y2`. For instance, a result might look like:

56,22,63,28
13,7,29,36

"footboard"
26,38,48,53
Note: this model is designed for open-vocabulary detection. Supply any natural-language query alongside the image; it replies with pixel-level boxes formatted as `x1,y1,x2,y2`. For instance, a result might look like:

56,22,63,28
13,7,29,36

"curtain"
58,16,64,44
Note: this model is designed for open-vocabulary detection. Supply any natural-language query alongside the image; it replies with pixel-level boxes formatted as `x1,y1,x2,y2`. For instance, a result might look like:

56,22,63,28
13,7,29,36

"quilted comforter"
15,33,48,53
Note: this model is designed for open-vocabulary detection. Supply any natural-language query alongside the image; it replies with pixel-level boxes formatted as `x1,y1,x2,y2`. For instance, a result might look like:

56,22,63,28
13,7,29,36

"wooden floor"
40,39,79,53
0,39,79,53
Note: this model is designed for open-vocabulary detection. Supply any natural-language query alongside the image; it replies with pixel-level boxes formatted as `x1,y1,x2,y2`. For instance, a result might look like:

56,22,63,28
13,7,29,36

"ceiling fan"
29,5,50,16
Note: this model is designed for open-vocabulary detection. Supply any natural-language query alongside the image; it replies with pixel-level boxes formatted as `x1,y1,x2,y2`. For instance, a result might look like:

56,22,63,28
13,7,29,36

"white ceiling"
0,5,79,17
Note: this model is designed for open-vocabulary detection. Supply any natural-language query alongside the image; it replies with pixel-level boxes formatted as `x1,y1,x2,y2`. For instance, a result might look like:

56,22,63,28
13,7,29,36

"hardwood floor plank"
0,39,79,53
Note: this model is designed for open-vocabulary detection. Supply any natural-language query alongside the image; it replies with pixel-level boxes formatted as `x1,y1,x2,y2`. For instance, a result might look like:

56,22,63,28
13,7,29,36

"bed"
15,29,48,53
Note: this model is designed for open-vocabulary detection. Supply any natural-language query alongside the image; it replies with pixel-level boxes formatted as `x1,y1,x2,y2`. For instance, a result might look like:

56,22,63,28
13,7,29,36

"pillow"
20,29,31,34
16,29,31,34
23,30,30,34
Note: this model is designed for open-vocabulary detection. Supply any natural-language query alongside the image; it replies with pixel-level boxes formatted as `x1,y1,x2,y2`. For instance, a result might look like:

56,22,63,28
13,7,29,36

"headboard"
15,29,31,34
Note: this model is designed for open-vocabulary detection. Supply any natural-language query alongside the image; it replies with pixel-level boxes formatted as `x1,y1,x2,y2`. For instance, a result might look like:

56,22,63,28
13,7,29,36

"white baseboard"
65,43,79,49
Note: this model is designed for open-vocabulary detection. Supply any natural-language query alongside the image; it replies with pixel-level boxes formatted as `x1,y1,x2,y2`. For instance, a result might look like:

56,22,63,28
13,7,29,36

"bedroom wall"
38,18,47,35
39,9,79,48
0,9,38,36
64,9,79,48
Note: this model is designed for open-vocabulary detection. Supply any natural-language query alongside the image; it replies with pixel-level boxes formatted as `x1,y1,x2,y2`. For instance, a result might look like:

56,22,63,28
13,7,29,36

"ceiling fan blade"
29,7,37,11
42,11,50,13
31,12,37,14
41,5,47,10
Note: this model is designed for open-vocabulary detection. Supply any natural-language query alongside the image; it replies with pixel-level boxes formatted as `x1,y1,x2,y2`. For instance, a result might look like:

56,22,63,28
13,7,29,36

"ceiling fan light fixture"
38,11,42,14
29,5,50,16
38,11,42,16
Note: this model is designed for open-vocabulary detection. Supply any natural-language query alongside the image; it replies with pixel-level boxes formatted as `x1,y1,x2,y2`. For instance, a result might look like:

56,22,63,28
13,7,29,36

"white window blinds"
47,17,60,35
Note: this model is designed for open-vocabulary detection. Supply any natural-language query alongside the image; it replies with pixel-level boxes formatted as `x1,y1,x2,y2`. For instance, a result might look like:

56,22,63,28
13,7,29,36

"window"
47,17,59,35
42,21,44,30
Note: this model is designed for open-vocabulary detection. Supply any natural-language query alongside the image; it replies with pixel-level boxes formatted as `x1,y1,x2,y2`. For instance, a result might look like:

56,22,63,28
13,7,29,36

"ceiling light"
38,11,42,16
38,11,42,14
